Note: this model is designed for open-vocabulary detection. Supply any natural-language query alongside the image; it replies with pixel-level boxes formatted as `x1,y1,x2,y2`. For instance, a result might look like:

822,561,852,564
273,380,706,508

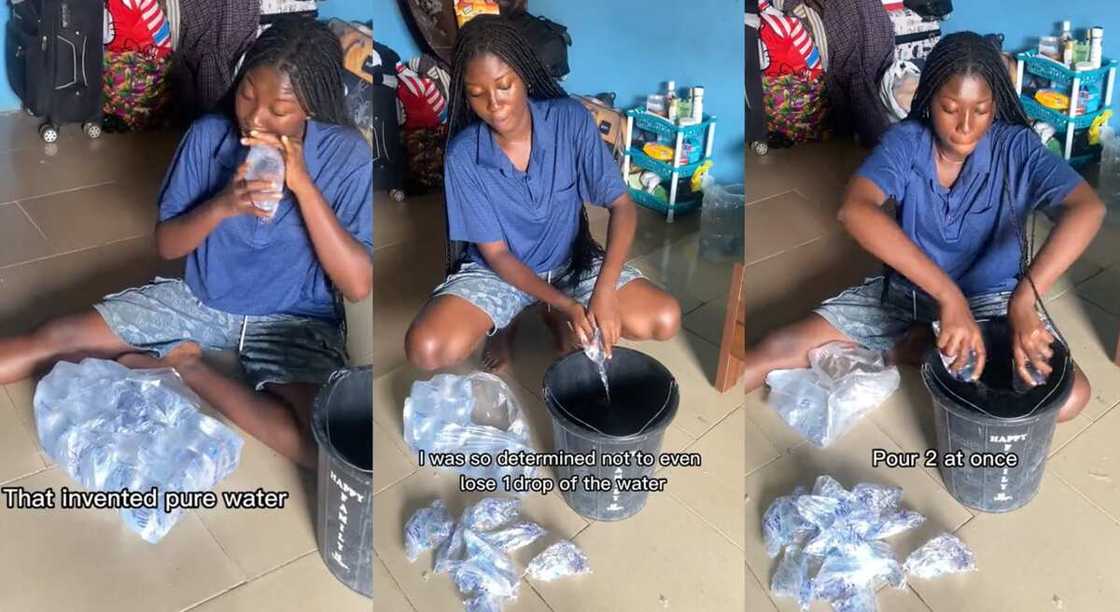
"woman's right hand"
214,162,283,219
937,292,986,380
561,300,596,348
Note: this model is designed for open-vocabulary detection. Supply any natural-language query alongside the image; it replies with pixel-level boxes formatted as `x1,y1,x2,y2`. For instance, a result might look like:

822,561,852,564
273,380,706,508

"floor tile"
1051,404,1120,523
744,419,974,593
744,387,812,455
374,553,416,612
0,235,183,335
374,419,418,494
1044,294,1120,410
0,202,52,267
0,111,47,154
909,473,1120,611
195,432,318,579
631,232,738,307
614,202,702,261
20,182,156,253
371,240,446,377
747,564,779,612
746,409,780,475
529,491,745,611
665,407,746,548
0,144,125,204
746,191,837,265
0,381,47,484
682,296,726,347
187,552,370,612
1078,264,1120,317
0,469,244,612
374,190,446,253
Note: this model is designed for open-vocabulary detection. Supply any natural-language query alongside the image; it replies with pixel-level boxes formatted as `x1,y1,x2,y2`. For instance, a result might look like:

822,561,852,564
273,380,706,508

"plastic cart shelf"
622,108,717,222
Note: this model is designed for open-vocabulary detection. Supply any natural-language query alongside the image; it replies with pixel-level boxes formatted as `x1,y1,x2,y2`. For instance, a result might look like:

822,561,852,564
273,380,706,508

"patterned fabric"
889,7,940,62
792,3,829,71
172,0,260,115
432,258,644,331
763,72,831,144
403,125,449,192
818,0,895,146
94,277,347,390
396,64,445,129
101,50,172,131
759,2,822,76
105,0,172,58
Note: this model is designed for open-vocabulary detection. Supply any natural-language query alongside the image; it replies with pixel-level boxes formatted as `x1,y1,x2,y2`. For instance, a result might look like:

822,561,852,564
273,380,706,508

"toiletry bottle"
666,80,678,122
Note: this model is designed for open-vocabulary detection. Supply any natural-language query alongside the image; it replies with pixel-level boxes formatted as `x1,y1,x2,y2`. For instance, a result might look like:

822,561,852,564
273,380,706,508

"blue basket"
1017,50,1116,90
1020,95,1102,130
627,108,714,142
628,187,702,216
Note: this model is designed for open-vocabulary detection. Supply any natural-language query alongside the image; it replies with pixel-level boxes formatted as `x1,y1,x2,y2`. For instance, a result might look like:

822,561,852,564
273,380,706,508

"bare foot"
540,306,580,355
117,341,203,371
887,325,934,367
481,322,517,373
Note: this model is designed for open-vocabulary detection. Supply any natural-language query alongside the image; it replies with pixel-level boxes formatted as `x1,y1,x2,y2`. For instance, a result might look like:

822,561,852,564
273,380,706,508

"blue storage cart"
622,108,717,222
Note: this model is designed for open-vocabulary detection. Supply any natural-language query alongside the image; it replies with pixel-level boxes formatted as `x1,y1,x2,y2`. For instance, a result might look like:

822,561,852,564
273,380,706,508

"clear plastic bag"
403,373,536,482
700,181,746,262
452,529,520,599
813,541,905,604
762,485,813,558
525,540,591,581
480,522,546,553
766,343,901,447
903,533,977,579
405,499,456,561
770,545,815,611
33,358,243,543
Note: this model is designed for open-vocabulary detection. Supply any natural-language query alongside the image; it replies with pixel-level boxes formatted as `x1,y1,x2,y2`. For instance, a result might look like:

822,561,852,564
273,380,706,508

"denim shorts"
432,257,645,330
93,277,347,390
814,275,1056,352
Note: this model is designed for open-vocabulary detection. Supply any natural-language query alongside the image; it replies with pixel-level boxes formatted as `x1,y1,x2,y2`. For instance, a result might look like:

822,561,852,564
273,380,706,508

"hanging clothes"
171,0,261,117
817,0,895,146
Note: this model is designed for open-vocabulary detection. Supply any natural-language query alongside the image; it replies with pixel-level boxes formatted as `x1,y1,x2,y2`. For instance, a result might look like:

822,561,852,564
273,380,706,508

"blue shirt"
444,97,627,273
158,115,373,321
856,120,1083,296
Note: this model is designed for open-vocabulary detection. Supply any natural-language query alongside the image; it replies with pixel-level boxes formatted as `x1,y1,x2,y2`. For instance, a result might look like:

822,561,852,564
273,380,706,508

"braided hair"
907,31,1030,127
223,16,353,128
445,15,603,282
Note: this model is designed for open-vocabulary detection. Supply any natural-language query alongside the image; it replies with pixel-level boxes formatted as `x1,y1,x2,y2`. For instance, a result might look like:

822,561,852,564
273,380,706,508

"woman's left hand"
241,129,312,193
588,286,621,359
1008,288,1055,386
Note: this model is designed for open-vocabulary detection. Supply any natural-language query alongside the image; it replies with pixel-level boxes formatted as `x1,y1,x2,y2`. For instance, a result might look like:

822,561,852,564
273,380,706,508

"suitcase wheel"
83,122,103,139
751,141,769,156
39,123,59,144
23,106,35,117
389,189,406,202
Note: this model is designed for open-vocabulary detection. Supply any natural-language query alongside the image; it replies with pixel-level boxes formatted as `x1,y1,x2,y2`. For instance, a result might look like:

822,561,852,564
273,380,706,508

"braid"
224,16,353,128
907,31,1030,127
445,15,602,283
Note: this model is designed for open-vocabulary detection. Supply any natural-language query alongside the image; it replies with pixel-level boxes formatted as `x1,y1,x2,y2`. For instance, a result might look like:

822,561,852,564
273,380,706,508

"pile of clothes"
752,0,951,148
101,0,176,132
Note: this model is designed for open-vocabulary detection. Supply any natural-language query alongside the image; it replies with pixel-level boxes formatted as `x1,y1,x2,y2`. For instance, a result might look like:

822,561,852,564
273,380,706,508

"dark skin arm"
1007,181,1105,384
155,163,280,260
837,176,987,378
243,131,373,302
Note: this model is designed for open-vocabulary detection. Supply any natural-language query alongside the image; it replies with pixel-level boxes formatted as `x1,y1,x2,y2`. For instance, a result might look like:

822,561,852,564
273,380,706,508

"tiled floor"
0,112,372,611
745,138,1120,611
372,189,746,610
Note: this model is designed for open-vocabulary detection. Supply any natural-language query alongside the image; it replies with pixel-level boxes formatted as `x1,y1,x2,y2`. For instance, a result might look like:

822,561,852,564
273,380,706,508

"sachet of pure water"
582,328,610,402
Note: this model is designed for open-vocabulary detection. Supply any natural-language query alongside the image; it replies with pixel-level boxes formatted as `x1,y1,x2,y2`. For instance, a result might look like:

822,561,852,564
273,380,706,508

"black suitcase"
5,0,104,143
372,82,405,193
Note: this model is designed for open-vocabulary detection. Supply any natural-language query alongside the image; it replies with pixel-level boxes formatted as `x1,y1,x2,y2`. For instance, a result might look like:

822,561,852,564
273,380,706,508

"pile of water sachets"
763,475,976,611
405,496,591,611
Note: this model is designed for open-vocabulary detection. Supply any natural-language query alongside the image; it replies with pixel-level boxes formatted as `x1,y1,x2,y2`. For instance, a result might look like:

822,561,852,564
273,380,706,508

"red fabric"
105,0,171,58
759,10,822,77
395,64,444,129
882,0,905,11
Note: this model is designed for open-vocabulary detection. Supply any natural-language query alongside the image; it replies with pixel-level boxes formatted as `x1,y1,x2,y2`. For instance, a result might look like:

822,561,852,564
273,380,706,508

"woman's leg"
118,345,319,468
405,295,496,371
0,310,133,384
743,314,855,393
615,279,682,341
1057,364,1091,423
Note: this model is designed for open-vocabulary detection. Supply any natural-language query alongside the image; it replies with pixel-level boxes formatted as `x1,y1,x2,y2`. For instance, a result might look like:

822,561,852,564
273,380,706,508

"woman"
745,32,1105,422
406,16,680,371
0,18,373,468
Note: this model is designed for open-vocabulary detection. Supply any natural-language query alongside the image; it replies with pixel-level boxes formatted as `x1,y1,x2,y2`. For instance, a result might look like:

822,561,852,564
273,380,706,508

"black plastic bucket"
921,318,1072,513
542,347,678,521
311,366,373,597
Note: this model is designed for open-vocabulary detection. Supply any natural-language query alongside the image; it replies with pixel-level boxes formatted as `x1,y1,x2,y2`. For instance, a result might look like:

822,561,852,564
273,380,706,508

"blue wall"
942,0,1119,113
371,0,745,183
0,4,15,112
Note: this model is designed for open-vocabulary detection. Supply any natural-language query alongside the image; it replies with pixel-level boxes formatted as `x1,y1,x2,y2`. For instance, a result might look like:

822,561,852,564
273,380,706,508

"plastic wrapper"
851,482,903,516
403,373,536,482
435,523,468,575
33,358,243,543
405,499,455,561
766,343,900,447
762,486,813,558
464,593,506,612
525,540,591,581
863,510,925,540
480,522,546,553
813,541,905,604
832,586,878,612
770,545,815,611
462,497,520,532
452,529,520,599
903,533,977,579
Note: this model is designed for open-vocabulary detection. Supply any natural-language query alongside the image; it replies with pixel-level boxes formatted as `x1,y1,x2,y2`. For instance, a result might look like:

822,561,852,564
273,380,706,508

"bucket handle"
543,380,677,439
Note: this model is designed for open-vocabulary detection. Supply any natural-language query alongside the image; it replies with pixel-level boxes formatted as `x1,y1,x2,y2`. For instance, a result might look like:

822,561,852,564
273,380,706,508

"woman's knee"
35,312,105,354
405,321,471,371
651,295,681,340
